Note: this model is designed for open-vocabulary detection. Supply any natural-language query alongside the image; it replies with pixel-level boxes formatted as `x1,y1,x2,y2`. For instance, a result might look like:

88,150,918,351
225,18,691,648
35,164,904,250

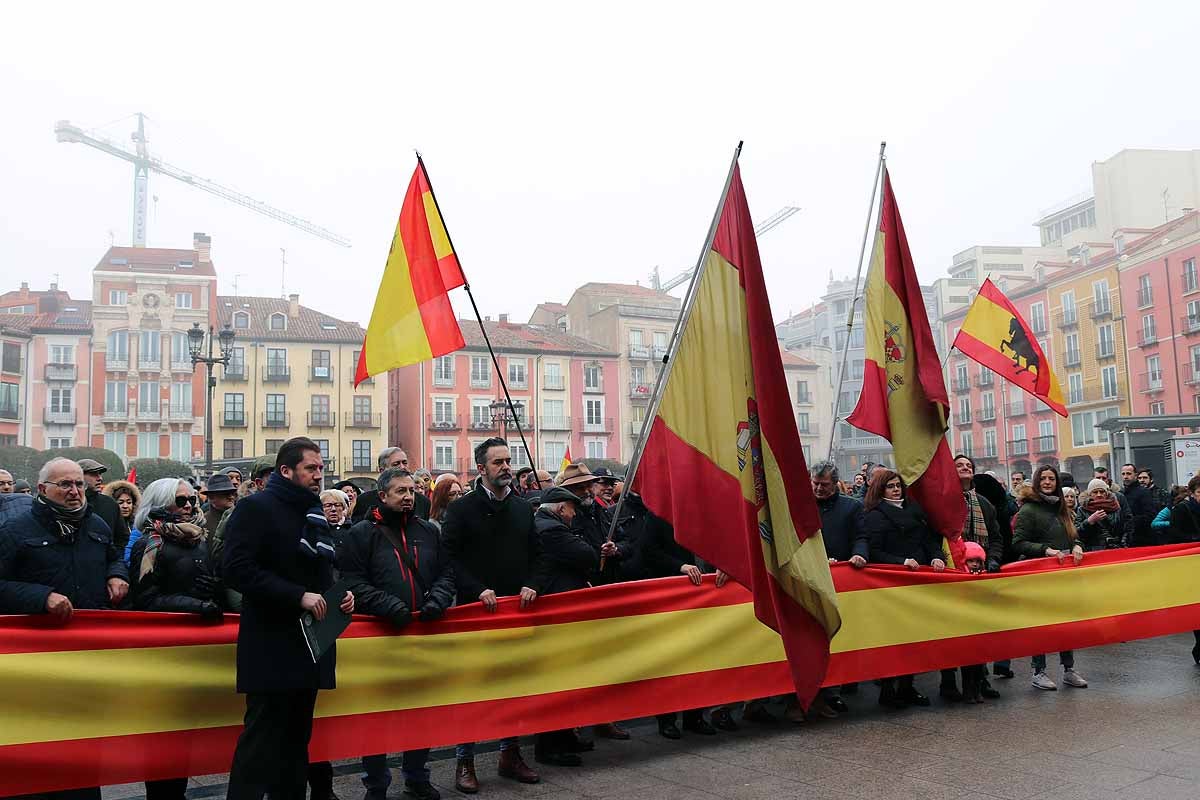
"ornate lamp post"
187,322,236,473
489,399,524,443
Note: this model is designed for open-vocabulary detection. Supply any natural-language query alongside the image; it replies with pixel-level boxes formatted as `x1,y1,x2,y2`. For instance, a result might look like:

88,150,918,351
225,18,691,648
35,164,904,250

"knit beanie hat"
963,541,987,562
1086,478,1110,494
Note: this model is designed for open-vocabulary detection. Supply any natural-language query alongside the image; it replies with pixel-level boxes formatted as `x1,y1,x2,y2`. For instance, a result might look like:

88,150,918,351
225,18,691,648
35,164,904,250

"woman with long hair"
1013,464,1087,691
104,479,142,564
428,474,464,531
858,468,945,709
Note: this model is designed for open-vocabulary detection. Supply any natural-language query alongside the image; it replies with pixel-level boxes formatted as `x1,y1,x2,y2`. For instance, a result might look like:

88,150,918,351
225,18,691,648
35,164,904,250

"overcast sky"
3,2,1198,329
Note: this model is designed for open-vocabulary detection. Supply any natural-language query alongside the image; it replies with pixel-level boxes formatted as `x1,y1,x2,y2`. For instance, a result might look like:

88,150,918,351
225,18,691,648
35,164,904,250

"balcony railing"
432,372,455,388
1030,318,1048,336
167,405,192,421
1182,315,1200,335
43,408,75,425
1034,435,1056,453
630,382,652,399
428,415,462,431
583,381,604,394
1137,331,1158,348
262,412,291,429
543,375,564,390
541,416,570,431
1055,310,1079,329
223,365,247,381
467,417,498,432
432,457,464,474
1185,364,1200,386
951,378,970,393
323,456,336,475
346,412,382,429
1008,401,1027,417
1069,385,1118,405
263,366,291,384
977,408,996,422
1095,343,1116,360
1006,439,1030,457
652,345,669,361
307,411,335,428
309,366,334,383
957,410,971,424
582,417,614,434
102,406,128,422
349,459,373,473
1134,288,1153,308
169,359,193,373
1062,349,1082,368
106,354,129,371
1138,372,1165,394
1183,269,1199,294
797,422,820,437
974,374,994,389
0,404,19,421
136,357,162,372
44,363,77,381
136,406,161,420
469,374,492,389
1089,299,1113,319
629,344,650,360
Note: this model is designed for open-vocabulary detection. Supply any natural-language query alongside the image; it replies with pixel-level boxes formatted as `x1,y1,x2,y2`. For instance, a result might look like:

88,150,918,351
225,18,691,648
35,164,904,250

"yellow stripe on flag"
363,233,434,372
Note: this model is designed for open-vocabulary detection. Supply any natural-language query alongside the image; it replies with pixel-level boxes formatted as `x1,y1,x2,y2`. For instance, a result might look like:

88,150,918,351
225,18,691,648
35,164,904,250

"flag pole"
603,141,744,549
416,152,535,475
827,141,887,464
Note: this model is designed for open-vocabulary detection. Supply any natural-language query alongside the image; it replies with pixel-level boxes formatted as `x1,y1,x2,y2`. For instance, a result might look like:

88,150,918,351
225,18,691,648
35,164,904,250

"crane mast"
55,113,351,248
653,205,800,291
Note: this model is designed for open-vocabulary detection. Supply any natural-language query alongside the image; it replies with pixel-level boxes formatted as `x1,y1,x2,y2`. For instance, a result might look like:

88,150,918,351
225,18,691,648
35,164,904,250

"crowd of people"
1,441,1198,800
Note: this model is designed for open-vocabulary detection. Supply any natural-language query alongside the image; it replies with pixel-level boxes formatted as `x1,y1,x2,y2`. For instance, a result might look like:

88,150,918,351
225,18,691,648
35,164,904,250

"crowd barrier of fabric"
3,543,1199,794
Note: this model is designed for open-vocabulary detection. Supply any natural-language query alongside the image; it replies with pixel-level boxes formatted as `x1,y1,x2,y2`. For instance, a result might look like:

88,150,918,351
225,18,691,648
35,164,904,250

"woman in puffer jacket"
1074,479,1127,550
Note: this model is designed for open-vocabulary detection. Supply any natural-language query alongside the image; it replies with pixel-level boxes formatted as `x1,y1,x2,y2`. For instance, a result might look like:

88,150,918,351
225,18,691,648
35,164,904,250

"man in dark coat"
79,457,131,556
223,438,355,800
352,448,430,522
441,437,542,792
555,463,610,583
1137,467,1171,545
1122,463,1155,547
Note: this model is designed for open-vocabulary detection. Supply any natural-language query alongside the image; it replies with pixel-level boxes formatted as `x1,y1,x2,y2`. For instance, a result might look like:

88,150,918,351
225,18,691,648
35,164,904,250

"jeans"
362,749,432,789
456,738,518,759
1032,651,1074,672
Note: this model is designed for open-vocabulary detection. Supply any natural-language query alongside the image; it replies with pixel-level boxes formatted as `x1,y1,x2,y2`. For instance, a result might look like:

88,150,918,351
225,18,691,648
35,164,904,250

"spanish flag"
953,278,1067,416
559,445,572,475
354,159,466,387
633,152,840,707
848,169,966,564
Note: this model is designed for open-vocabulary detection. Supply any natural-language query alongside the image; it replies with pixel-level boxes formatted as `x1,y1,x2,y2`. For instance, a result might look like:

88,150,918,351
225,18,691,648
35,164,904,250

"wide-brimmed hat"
203,474,237,495
77,458,107,475
555,463,598,488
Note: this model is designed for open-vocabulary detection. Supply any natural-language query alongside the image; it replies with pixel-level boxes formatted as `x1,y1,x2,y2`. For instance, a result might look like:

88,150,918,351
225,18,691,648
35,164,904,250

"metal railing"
1095,342,1116,360
43,408,75,425
543,375,564,390
1089,298,1113,319
628,344,650,359
951,378,970,392
652,345,669,361
797,393,813,406
1006,439,1029,457
136,406,161,420
630,382,652,399
346,412,382,429
583,381,604,394
797,422,820,437
1137,372,1165,394
433,457,463,474
44,363,77,381
307,411,335,428
1034,435,1056,453
1137,331,1158,347
1185,364,1200,386
1062,349,1082,367
956,410,971,424
427,415,462,431
977,407,996,422
629,420,646,437
168,405,192,420
582,417,613,434
106,355,129,371
262,412,290,429
223,365,247,381
541,416,570,430
1008,401,1026,417
469,375,492,389
1054,310,1078,329
974,374,994,389
432,372,455,387
0,404,19,420
263,365,291,383
467,418,498,432
1181,315,1200,335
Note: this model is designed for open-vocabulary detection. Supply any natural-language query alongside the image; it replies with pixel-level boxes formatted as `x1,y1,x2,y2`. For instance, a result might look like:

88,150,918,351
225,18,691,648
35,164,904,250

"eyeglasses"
48,480,86,491
321,503,344,510
175,495,199,507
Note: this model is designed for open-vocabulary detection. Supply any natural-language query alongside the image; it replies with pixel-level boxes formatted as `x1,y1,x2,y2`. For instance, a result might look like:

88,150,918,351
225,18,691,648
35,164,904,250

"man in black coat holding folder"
223,437,355,800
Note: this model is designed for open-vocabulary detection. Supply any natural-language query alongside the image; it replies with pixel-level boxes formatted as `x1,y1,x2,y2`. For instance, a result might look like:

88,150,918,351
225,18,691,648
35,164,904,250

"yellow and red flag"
953,278,1067,416
632,158,840,707
848,169,966,565
558,445,572,475
354,159,466,387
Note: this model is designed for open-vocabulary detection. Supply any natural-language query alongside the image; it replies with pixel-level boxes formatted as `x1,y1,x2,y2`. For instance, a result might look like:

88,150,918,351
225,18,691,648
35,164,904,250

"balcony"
220,413,246,428
263,366,291,384
0,404,19,421
427,415,462,432
1008,401,1027,417
977,407,996,422
1034,435,1056,454
169,359,193,373
307,411,335,428
432,370,455,388
469,374,492,389
797,422,820,437
582,417,614,434
323,456,336,475
137,358,162,372
543,375,564,390
1030,318,1048,336
1069,385,1119,405
629,382,652,400
1138,372,1165,394
43,408,75,425
583,381,604,394
106,355,129,371
951,377,970,393
956,410,971,424
136,406,161,421
629,344,650,360
1062,349,1082,368
1054,310,1079,329
432,457,464,474
308,365,334,383
44,363,77,381
349,459,374,474
1185,364,1200,386
1095,343,1116,361
973,374,994,389
1182,315,1200,336
1137,332,1158,348
1137,289,1153,308
101,406,128,422
628,420,647,438
652,345,669,361
541,416,571,431
346,412,381,429
262,412,291,429
467,417,498,432
167,405,193,421
1006,439,1030,457
223,365,247,382
1089,299,1114,320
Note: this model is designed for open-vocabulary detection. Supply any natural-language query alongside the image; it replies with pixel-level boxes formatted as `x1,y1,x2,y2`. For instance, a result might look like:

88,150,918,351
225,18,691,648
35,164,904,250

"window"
1150,401,1166,416
984,429,997,457
266,394,286,425
50,344,73,364
1092,280,1110,314
1142,314,1156,344
1185,258,1199,293
1067,373,1083,404
269,313,286,331
266,348,287,376
585,398,604,429
265,439,284,455
433,399,455,426
850,359,864,380
170,381,191,415
352,440,372,470
1038,419,1054,440
175,292,192,309
1191,345,1200,373
224,393,245,424
586,439,606,459
835,330,847,351
105,380,127,413
954,364,968,390
353,396,373,425
470,356,490,387
433,356,455,386
542,398,565,427
47,437,72,449
0,382,18,417
1030,302,1047,334
542,440,566,471
50,387,72,413
223,439,244,459
584,363,602,391
980,392,995,420
957,396,971,423
1061,291,1076,323
311,350,331,379
1101,365,1118,398
104,431,126,458
1071,407,1120,447
1064,332,1080,365
228,347,245,377
653,331,668,350
544,361,563,389
629,329,644,346
1138,274,1153,308
797,412,810,433
107,330,129,361
959,431,973,457
138,331,160,367
1147,356,1162,390
170,432,191,461
834,299,847,316
109,289,127,306
170,332,189,366
510,445,531,470
233,312,249,330
138,381,159,413
433,441,455,470
1098,324,1114,357
508,359,527,388
471,400,492,429
631,366,647,385
311,395,331,424
138,431,159,458
313,439,330,462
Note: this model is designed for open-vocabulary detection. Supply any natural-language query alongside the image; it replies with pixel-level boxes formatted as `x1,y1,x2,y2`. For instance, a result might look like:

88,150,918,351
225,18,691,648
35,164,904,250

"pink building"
390,318,621,477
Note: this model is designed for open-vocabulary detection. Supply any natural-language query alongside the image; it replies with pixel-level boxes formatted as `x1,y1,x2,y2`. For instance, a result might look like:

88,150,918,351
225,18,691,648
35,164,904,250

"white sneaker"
1031,671,1057,691
1063,669,1088,688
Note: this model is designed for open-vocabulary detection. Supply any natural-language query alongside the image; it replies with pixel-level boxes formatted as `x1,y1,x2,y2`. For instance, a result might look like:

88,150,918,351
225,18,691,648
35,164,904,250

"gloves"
986,559,1002,574
389,603,412,628
193,573,223,600
419,601,446,622
197,600,223,621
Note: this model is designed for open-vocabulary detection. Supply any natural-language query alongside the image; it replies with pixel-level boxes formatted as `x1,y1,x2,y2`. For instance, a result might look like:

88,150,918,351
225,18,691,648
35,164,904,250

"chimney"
20,282,28,291
499,313,509,324
49,282,58,291
193,232,212,263
288,293,300,318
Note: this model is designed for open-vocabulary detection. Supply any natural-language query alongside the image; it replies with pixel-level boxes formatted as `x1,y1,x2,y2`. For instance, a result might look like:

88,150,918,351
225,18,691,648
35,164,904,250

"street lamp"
188,322,236,473
489,399,524,442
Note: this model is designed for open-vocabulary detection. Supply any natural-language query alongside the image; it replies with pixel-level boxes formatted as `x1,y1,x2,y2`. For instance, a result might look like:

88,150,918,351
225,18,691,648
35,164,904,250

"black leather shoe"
900,687,930,707
980,680,1000,699
534,751,583,767
403,781,441,800
658,721,682,740
828,697,849,713
683,717,717,735
939,684,964,703
711,708,739,731
993,666,1015,679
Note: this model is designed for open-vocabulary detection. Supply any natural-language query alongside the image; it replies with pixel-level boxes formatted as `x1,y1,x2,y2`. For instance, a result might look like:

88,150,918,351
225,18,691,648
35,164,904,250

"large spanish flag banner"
953,278,1067,416
4,545,1200,794
848,169,966,563
632,153,841,708
354,158,466,387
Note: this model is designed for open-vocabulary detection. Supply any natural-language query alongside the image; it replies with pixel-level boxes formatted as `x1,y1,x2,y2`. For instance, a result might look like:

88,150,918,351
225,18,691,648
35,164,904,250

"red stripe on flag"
849,359,892,439
908,438,967,565
414,164,466,291
954,330,1067,416
398,170,464,357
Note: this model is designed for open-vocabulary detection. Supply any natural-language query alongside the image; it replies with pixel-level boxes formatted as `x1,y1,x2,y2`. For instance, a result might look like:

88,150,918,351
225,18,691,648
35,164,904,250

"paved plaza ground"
102,632,1200,800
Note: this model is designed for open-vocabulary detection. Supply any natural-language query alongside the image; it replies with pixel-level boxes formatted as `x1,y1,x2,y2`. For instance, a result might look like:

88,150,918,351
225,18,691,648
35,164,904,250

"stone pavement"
103,632,1200,800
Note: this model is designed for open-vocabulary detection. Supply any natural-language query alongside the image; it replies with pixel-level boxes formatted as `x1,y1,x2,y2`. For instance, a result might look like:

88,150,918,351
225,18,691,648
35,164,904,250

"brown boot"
497,747,540,784
593,722,631,740
455,757,479,794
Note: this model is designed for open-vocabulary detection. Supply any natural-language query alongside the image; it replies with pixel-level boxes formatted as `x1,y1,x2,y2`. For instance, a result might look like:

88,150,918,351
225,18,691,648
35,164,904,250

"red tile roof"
574,282,672,299
779,348,817,367
95,246,217,277
0,314,34,337
460,320,616,357
216,296,364,343
32,301,92,334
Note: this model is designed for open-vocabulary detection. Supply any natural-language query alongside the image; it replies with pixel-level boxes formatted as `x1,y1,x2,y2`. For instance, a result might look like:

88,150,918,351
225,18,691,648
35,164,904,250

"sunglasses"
175,495,199,507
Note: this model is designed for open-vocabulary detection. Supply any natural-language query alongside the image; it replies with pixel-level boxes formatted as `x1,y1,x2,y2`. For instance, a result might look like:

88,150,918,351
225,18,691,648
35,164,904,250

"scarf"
35,494,88,541
1038,493,1061,506
1085,494,1120,514
884,498,904,509
963,489,989,547
265,472,336,563
138,520,205,581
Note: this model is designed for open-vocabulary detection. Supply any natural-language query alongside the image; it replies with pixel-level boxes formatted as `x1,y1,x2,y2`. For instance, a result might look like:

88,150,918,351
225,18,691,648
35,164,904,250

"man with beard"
340,468,456,800
441,438,542,792
78,458,131,556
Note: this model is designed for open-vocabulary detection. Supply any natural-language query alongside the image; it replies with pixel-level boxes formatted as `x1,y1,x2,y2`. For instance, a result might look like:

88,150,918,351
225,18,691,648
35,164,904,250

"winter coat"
353,487,429,523
572,500,614,584
971,474,1016,562
817,492,864,562
605,494,658,580
1122,483,1160,547
963,491,1006,567
0,498,128,614
1152,505,1173,531
1012,487,1076,557
639,504,696,579
535,507,597,595
858,499,943,566
222,473,337,694
0,492,33,528
208,507,242,611
129,528,220,614
338,509,455,625
442,485,543,600
1168,499,1200,544
86,486,130,555
1074,496,1126,550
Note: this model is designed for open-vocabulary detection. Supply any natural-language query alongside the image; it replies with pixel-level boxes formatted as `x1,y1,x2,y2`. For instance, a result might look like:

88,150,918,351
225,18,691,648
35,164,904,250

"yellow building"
213,294,387,479
1045,258,1130,476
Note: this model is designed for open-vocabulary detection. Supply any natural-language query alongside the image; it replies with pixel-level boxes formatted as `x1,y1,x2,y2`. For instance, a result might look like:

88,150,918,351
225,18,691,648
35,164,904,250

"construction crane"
651,205,800,291
55,112,351,248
